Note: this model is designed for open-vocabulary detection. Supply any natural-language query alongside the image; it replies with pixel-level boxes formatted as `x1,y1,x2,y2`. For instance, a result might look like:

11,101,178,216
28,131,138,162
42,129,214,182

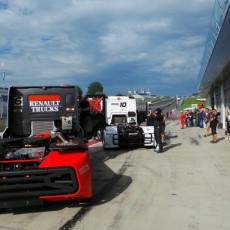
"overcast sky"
0,0,215,96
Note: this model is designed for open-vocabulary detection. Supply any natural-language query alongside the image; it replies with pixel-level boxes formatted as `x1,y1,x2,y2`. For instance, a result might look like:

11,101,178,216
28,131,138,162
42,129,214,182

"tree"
75,85,83,96
87,82,103,95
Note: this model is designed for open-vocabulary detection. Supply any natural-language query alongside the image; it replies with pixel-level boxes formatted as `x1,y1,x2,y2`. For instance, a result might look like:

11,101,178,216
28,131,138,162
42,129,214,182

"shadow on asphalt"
217,137,226,142
90,161,132,206
163,143,182,152
89,147,139,205
166,135,178,139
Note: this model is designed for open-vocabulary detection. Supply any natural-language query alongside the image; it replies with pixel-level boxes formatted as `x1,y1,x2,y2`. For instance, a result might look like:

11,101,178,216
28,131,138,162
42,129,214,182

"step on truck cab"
0,86,92,209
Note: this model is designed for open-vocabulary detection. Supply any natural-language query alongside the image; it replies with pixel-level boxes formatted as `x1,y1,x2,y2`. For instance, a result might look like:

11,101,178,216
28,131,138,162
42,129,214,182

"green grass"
180,98,206,110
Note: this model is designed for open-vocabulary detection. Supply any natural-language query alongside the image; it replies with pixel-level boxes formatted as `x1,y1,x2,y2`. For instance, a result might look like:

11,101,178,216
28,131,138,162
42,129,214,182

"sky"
0,0,215,96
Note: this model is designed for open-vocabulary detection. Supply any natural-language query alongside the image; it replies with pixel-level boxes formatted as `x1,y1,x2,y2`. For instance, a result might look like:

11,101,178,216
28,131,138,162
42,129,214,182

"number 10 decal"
120,102,127,107
14,97,23,106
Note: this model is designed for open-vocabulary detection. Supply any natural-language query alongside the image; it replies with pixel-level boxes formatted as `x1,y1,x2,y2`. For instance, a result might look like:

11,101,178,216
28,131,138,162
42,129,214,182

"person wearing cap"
152,108,164,153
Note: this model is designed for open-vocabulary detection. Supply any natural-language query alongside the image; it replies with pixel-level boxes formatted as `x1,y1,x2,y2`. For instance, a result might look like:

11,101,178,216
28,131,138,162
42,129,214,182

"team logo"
29,95,61,112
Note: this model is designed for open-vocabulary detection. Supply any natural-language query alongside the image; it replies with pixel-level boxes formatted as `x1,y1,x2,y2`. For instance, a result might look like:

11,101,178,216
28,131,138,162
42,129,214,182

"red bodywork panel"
39,149,92,201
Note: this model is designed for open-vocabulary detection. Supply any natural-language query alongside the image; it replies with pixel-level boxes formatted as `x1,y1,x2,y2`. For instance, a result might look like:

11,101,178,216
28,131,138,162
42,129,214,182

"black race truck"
0,86,92,208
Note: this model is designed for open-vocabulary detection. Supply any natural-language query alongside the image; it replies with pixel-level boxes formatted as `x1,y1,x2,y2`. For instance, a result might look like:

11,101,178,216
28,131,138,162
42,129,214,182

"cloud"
0,0,215,96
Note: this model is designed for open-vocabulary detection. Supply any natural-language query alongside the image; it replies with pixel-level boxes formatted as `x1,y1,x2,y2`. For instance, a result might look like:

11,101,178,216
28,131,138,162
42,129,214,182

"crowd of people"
179,108,230,144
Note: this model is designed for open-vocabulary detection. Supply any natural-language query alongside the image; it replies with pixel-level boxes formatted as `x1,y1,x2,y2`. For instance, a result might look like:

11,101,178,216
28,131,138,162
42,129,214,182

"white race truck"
102,96,155,149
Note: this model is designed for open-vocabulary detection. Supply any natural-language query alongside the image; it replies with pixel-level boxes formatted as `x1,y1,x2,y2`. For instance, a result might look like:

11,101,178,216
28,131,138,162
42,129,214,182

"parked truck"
0,86,92,208
102,96,155,149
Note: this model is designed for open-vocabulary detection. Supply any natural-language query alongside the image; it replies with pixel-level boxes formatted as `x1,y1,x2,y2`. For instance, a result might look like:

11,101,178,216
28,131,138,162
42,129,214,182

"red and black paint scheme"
0,86,92,208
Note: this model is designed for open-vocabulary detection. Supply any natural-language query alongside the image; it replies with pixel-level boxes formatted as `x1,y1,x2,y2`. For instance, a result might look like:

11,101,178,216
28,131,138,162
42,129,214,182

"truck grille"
0,167,78,200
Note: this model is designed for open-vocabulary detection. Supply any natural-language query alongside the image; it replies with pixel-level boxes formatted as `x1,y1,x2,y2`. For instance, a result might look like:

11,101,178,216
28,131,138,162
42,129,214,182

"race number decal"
14,97,23,106
120,102,127,107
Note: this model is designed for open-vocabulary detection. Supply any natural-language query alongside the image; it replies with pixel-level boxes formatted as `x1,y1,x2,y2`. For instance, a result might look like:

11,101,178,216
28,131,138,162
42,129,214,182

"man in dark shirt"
210,109,219,143
152,108,164,153
79,96,90,142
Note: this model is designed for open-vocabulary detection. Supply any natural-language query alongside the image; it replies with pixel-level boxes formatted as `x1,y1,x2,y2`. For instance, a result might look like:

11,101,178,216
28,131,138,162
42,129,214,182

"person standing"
161,113,166,142
179,111,186,129
153,108,164,153
225,110,230,140
203,108,211,137
190,110,194,127
194,109,199,127
198,109,205,128
210,109,219,143
79,96,91,142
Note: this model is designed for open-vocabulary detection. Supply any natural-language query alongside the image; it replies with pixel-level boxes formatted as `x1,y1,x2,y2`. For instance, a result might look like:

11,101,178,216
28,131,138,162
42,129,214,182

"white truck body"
105,96,137,125
103,96,155,149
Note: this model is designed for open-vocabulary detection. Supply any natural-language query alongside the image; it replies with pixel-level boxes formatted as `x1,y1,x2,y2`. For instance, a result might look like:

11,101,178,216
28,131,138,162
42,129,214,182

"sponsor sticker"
78,163,90,175
29,95,61,112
